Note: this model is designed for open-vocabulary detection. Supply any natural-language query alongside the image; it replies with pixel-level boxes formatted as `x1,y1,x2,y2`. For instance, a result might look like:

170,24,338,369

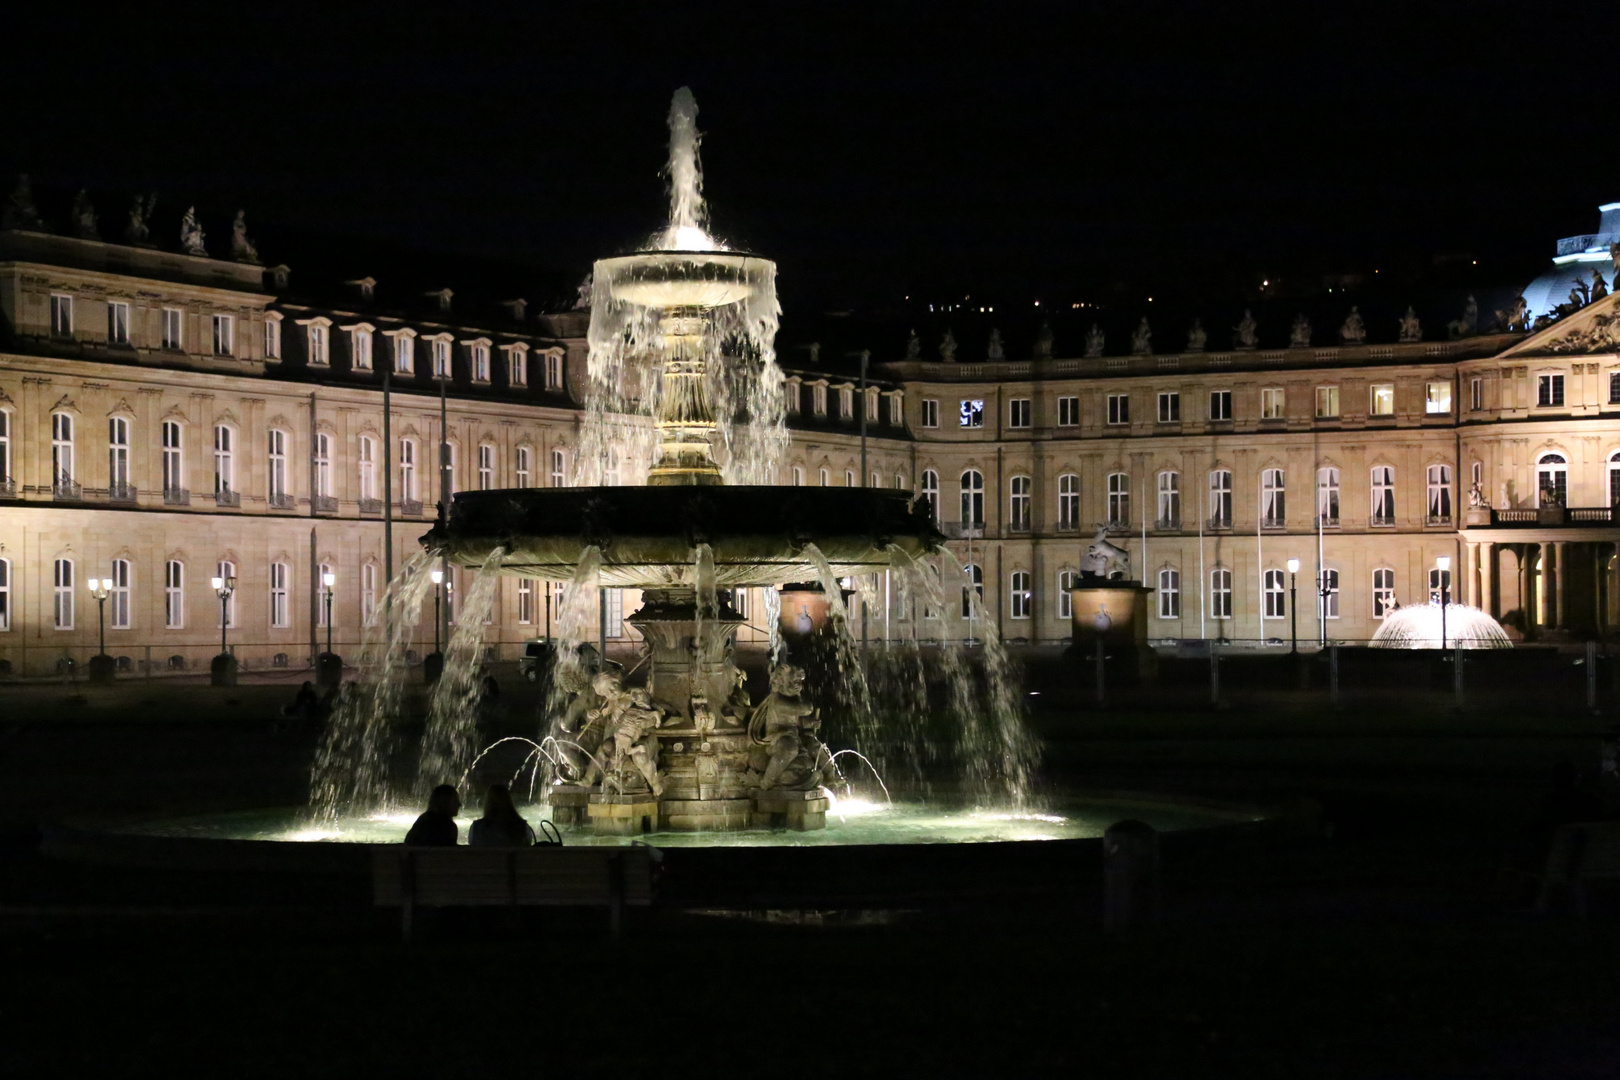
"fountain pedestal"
588,793,660,836
549,784,594,826
752,789,830,831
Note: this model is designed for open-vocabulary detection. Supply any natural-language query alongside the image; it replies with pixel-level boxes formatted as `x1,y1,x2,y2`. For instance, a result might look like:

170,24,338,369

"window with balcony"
1370,466,1395,524
1209,389,1232,421
51,413,74,494
213,425,234,498
268,429,290,507
960,470,984,526
358,436,376,504
1610,452,1620,506
1107,472,1130,526
107,417,131,500
1209,469,1232,528
1058,396,1080,426
1156,471,1180,528
1426,464,1452,523
1317,467,1340,526
313,432,333,506
1009,476,1031,532
1107,394,1129,425
1261,468,1285,527
1058,473,1080,530
1537,453,1567,507
1158,569,1181,618
1157,391,1180,423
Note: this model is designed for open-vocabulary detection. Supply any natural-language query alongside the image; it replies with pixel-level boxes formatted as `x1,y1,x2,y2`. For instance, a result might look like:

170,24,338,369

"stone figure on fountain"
551,663,609,786
748,663,836,792
1080,525,1131,581
573,669,663,796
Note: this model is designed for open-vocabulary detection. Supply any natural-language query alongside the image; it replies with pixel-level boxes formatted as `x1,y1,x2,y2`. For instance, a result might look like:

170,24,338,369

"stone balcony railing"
940,521,985,539
313,495,339,515
0,477,16,499
107,481,137,504
163,487,190,507
53,478,81,501
215,488,240,508
269,492,297,510
1490,506,1617,527
401,499,424,516
1206,515,1232,531
358,498,382,515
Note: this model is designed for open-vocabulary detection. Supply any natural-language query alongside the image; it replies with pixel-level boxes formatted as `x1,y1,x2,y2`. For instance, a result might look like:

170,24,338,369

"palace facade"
3,213,1620,676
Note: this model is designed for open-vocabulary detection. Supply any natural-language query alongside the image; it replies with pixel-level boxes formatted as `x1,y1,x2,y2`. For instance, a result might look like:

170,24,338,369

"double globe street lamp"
210,573,237,686
86,576,114,683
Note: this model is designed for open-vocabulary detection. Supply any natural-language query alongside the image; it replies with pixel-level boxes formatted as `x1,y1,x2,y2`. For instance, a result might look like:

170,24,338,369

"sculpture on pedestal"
748,663,835,792
3,175,44,231
1080,525,1131,580
125,194,157,246
551,663,608,785
905,328,921,361
1494,297,1526,333
1233,309,1258,350
939,328,958,363
986,328,1005,361
231,210,260,264
1289,314,1312,349
1399,306,1424,341
1185,318,1206,353
1033,319,1054,359
588,671,664,797
1340,305,1366,345
71,190,98,240
180,207,207,257
1592,270,1609,302
1084,323,1104,358
1447,295,1478,338
1130,318,1152,355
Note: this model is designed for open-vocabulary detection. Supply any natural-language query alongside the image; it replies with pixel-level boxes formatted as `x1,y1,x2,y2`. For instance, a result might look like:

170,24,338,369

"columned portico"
1461,525,1620,638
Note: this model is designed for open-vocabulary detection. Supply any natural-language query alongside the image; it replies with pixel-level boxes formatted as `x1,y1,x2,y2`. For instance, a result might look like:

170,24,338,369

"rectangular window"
433,339,450,378
110,559,131,630
0,410,9,486
1058,474,1080,530
812,385,827,415
1008,398,1031,428
515,447,531,488
1009,476,1031,532
1611,372,1620,406
107,301,130,345
550,449,565,487
313,432,332,497
51,413,74,486
362,564,377,625
1057,570,1078,620
1158,569,1181,618
1471,377,1484,411
840,388,854,420
0,557,11,632
270,563,290,628
1317,467,1340,526
1157,472,1181,528
1209,389,1232,421
53,558,74,629
733,588,750,620
214,425,234,493
268,430,288,501
395,336,414,374
1262,468,1285,528
922,399,940,428
265,317,281,359
1107,393,1129,425
1157,392,1180,423
1537,374,1565,407
352,328,373,370
50,294,73,337
1260,387,1285,420
478,445,495,490
317,563,333,628
1264,568,1285,619
358,436,375,500
1058,396,1080,426
1315,386,1340,418
107,416,130,495
162,308,183,350
604,588,625,638
546,352,564,390
212,315,234,356
217,561,237,628
471,343,490,382
1320,568,1340,619
1107,473,1130,526
1426,381,1453,414
1370,384,1395,416
1209,470,1232,527
959,399,984,428
508,350,528,386
889,395,902,426
517,580,534,625
1427,464,1452,523
1373,568,1395,618
1010,571,1031,619
307,323,328,365
1371,466,1395,524
1210,568,1232,620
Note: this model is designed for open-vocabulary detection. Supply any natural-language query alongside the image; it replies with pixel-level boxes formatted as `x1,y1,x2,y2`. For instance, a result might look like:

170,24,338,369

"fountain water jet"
1370,602,1512,649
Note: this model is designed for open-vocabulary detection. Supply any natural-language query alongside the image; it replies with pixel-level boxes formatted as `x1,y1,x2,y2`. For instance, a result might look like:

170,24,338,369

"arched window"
51,412,75,493
53,558,74,629
1261,468,1285,527
1263,568,1285,619
361,563,378,624
1208,469,1232,528
162,421,184,499
1371,466,1395,524
165,560,184,629
1610,452,1620,506
213,425,234,494
844,469,855,487
478,444,495,490
1058,474,1080,530
1210,568,1232,619
791,465,805,487
1156,471,1180,528
921,469,940,520
894,472,906,490
1538,453,1567,507
961,563,983,618
110,558,132,629
1429,565,1452,604
1107,472,1130,526
107,417,131,498
1317,467,1340,526
267,429,290,504
1009,476,1032,532
1372,567,1395,617
0,409,10,491
313,432,332,498
1319,568,1340,619
317,562,333,628
1009,571,1031,619
960,470,984,525
269,562,290,628
217,560,237,628
358,435,376,501
1426,464,1453,523
550,448,566,487
0,557,11,631
399,439,417,502
819,467,830,487
1057,569,1079,619
1158,568,1181,618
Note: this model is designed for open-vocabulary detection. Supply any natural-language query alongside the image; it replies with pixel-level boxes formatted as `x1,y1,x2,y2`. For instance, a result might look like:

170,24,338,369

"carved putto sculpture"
230,210,260,264
1185,318,1206,353
1468,480,1490,510
1399,305,1423,342
1033,319,1054,359
586,669,663,796
747,663,835,792
939,328,957,363
905,328,921,361
1233,309,1259,350
1080,524,1131,580
3,174,44,231
1340,305,1366,345
1289,314,1312,349
551,662,608,786
1591,270,1609,302
180,206,207,257
1447,295,1478,339
125,193,157,246
1084,323,1104,358
986,328,1005,361
1493,297,1526,334
70,190,98,240
1130,317,1152,355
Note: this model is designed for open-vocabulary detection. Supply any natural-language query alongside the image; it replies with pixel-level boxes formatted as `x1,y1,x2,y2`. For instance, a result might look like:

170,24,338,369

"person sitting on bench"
468,783,536,847
404,784,462,846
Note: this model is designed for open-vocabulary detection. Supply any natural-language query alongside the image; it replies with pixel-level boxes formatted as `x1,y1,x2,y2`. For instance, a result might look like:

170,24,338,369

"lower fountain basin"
423,485,943,587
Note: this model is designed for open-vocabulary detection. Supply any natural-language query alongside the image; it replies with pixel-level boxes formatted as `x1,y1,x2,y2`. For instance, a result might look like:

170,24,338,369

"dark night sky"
3,2,1618,339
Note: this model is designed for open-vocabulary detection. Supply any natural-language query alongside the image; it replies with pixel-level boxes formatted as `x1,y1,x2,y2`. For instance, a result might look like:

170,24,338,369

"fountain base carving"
548,785,595,826
588,793,660,835
752,789,831,831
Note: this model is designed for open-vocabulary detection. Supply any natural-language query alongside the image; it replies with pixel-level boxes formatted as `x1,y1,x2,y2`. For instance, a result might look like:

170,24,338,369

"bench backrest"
374,846,655,907
1545,822,1620,881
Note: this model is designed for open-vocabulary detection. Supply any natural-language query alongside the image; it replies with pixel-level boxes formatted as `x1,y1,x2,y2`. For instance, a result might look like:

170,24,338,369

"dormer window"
839,386,854,420
545,351,564,391
501,299,527,322
887,391,903,426
865,388,880,422
425,334,453,378
424,288,453,312
785,378,801,414
501,343,529,386
345,277,377,301
295,316,332,365
811,381,828,416
465,338,492,382
386,329,416,374
342,323,376,370
264,312,282,359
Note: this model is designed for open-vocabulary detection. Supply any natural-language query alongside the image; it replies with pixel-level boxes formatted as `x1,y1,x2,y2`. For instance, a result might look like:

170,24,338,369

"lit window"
1009,399,1031,428
162,308,183,350
1425,381,1452,414
1370,383,1395,416
1107,393,1129,425
1010,571,1032,619
1058,473,1080,530
922,399,939,428
50,294,73,337
1158,569,1181,618
1157,392,1180,423
1537,453,1567,507
1058,396,1080,426
53,558,74,629
107,301,130,345
212,315,234,356
1261,387,1285,419
1371,466,1395,524
1315,386,1339,418
1209,389,1232,421
1263,568,1285,619
1537,374,1565,408
1009,476,1031,531
1373,568,1395,618
1210,568,1232,619
959,399,984,428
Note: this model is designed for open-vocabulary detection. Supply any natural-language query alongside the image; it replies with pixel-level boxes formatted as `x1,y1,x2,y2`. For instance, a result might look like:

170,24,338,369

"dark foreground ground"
2,670,1619,1078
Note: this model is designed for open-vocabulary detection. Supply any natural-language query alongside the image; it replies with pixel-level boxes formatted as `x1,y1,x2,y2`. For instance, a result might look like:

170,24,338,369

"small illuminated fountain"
1370,602,1513,649
423,88,959,834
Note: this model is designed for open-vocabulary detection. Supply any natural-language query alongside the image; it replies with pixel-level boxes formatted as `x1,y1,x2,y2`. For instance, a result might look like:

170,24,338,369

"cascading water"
417,547,507,793
1370,602,1512,649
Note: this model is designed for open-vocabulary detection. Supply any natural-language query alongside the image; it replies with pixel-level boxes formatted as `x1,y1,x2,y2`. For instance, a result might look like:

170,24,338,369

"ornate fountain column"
647,312,723,487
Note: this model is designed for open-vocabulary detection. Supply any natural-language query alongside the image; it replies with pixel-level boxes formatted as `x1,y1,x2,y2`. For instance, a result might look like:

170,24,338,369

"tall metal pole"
439,376,450,651
97,595,106,658
1290,571,1298,655
858,350,868,487
382,368,393,622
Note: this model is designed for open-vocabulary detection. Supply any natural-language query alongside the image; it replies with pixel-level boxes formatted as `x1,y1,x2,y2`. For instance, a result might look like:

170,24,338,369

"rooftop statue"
125,193,157,246
1130,317,1152,355
1340,305,1366,345
986,328,1005,361
230,210,260,264
180,206,207,257
1612,240,1620,275
1080,525,1131,580
1447,294,1478,339
1493,296,1526,333
1591,270,1609,302
1399,305,1423,342
1233,309,1258,350
1185,318,1207,353
1084,323,1104,358
572,272,593,310
939,328,957,363
905,328,921,361
1033,319,1054,359
748,663,836,792
70,190,98,240
3,174,44,231
1289,314,1312,349
1566,279,1591,312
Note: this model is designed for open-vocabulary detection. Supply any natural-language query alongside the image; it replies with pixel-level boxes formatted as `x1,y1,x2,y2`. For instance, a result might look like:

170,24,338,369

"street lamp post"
1437,555,1451,651
1286,558,1300,655
209,573,237,686
426,568,445,684
322,571,336,656
87,576,113,683
317,570,342,689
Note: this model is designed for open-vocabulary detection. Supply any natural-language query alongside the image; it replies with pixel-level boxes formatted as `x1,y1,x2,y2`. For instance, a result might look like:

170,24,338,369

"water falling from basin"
1370,602,1513,649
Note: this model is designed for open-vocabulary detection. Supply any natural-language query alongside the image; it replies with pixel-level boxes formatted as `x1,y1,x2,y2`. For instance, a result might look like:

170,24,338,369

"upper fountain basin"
596,251,772,309
422,486,944,588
